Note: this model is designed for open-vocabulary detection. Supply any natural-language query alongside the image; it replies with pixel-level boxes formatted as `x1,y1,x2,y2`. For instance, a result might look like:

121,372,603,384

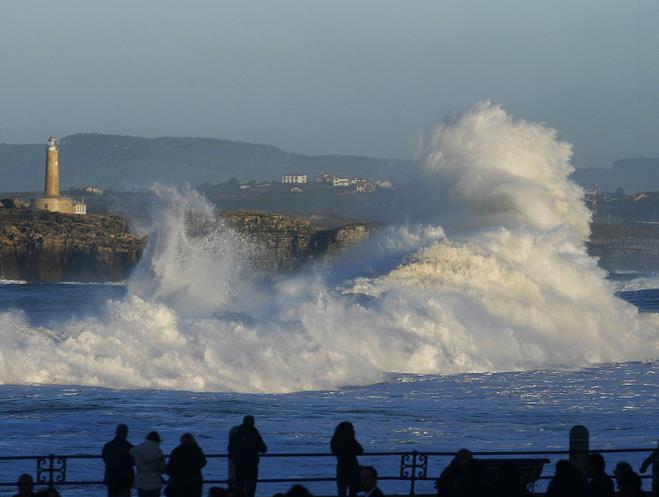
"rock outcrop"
0,209,372,282
0,209,145,282
222,211,372,271
588,222,659,272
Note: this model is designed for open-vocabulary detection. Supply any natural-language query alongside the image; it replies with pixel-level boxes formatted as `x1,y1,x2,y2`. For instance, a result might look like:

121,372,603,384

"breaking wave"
614,274,659,292
0,102,657,393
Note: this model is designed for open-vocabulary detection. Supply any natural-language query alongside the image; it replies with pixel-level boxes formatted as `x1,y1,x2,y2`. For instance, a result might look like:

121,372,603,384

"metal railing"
0,446,655,495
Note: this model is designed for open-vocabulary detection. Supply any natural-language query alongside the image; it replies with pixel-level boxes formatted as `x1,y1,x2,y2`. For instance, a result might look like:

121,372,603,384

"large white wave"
0,102,657,393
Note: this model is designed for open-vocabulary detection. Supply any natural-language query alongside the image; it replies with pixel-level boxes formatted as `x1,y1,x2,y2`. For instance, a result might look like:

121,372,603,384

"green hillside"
0,133,408,191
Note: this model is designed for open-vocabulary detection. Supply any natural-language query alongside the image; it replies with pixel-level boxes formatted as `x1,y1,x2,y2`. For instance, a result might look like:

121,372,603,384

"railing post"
410,451,417,495
569,425,589,476
651,439,659,494
36,454,66,487
400,450,427,495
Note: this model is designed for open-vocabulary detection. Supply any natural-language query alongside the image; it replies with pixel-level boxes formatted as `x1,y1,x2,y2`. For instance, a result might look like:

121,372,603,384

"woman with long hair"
330,422,364,497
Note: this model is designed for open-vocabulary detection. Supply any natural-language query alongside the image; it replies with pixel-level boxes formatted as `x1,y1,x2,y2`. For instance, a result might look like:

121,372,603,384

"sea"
0,278,657,496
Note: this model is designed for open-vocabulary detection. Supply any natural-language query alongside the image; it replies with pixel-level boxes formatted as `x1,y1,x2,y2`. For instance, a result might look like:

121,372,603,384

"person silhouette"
102,423,135,497
13,474,37,497
165,433,207,497
640,446,659,495
546,459,587,497
491,461,531,497
614,462,642,497
435,449,474,496
585,453,614,497
359,466,384,497
331,422,364,497
228,416,267,497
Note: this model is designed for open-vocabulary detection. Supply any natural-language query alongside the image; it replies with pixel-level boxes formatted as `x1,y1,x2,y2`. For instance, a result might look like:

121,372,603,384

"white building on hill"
281,174,308,184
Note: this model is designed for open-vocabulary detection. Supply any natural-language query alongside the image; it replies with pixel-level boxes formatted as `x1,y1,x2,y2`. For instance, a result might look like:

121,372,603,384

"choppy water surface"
0,283,657,496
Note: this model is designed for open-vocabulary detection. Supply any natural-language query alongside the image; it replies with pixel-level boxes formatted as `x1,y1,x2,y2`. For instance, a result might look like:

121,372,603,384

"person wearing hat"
130,432,166,497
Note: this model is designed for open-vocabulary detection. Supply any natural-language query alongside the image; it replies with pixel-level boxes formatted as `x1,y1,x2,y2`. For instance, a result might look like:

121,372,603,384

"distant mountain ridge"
0,133,408,191
570,158,659,192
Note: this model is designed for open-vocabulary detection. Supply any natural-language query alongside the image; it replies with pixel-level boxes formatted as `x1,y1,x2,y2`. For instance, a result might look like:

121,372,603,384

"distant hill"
570,158,659,192
0,133,408,191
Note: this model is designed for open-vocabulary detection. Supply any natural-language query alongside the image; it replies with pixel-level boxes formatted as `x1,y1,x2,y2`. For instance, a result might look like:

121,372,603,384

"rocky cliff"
2,207,655,282
588,222,659,272
222,211,372,271
0,209,146,282
0,208,372,282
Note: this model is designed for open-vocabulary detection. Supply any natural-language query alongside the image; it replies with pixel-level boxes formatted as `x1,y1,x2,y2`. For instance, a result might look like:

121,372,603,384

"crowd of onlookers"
8,418,659,497
434,448,658,497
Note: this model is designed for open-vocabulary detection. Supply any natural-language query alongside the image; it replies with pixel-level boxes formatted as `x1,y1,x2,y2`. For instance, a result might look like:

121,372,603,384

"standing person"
640,446,658,496
228,415,267,497
13,474,37,497
227,423,241,488
614,462,643,497
102,423,135,497
491,462,531,497
330,422,364,497
435,449,473,496
164,433,207,497
585,453,614,497
546,459,587,497
130,432,166,497
359,466,384,497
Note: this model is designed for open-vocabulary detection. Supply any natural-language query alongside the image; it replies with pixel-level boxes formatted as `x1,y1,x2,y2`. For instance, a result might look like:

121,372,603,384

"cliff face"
222,212,372,271
4,208,654,283
0,209,145,282
0,209,372,282
588,222,659,272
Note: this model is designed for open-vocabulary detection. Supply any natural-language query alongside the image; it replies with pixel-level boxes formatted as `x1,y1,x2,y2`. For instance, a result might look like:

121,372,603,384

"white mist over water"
0,102,657,393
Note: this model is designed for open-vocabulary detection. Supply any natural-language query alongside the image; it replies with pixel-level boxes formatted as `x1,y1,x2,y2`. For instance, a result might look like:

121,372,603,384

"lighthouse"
44,136,61,197
33,136,86,214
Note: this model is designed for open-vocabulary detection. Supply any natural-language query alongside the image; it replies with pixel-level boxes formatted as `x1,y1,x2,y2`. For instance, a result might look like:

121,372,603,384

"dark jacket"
491,480,531,497
331,435,364,475
436,460,466,496
436,459,486,497
228,425,268,468
367,488,385,497
102,437,135,490
546,471,587,497
165,443,207,497
587,472,614,497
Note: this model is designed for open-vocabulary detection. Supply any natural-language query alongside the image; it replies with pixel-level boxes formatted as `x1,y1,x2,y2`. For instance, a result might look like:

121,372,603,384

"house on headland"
281,174,308,184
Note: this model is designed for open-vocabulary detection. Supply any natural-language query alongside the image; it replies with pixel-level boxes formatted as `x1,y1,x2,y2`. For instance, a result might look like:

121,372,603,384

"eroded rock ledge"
0,209,145,282
0,209,372,282
222,211,372,271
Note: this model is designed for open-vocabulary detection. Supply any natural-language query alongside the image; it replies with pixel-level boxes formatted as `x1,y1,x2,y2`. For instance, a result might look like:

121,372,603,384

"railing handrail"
0,445,654,460
0,445,655,493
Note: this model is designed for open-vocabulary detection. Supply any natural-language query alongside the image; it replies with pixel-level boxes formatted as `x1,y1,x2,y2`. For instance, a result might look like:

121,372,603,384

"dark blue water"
0,283,125,327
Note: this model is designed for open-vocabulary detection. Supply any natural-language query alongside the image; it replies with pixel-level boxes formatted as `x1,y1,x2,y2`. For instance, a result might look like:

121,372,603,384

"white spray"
0,103,656,392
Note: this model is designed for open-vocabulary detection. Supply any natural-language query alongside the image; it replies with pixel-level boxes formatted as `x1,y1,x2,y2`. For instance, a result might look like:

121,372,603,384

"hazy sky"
1,1,657,167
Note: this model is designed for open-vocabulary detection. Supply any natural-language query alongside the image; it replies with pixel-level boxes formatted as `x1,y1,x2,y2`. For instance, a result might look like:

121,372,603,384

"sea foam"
0,102,657,393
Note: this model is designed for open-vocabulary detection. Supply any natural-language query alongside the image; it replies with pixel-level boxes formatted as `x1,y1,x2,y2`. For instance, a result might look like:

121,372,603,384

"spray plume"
0,103,656,392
